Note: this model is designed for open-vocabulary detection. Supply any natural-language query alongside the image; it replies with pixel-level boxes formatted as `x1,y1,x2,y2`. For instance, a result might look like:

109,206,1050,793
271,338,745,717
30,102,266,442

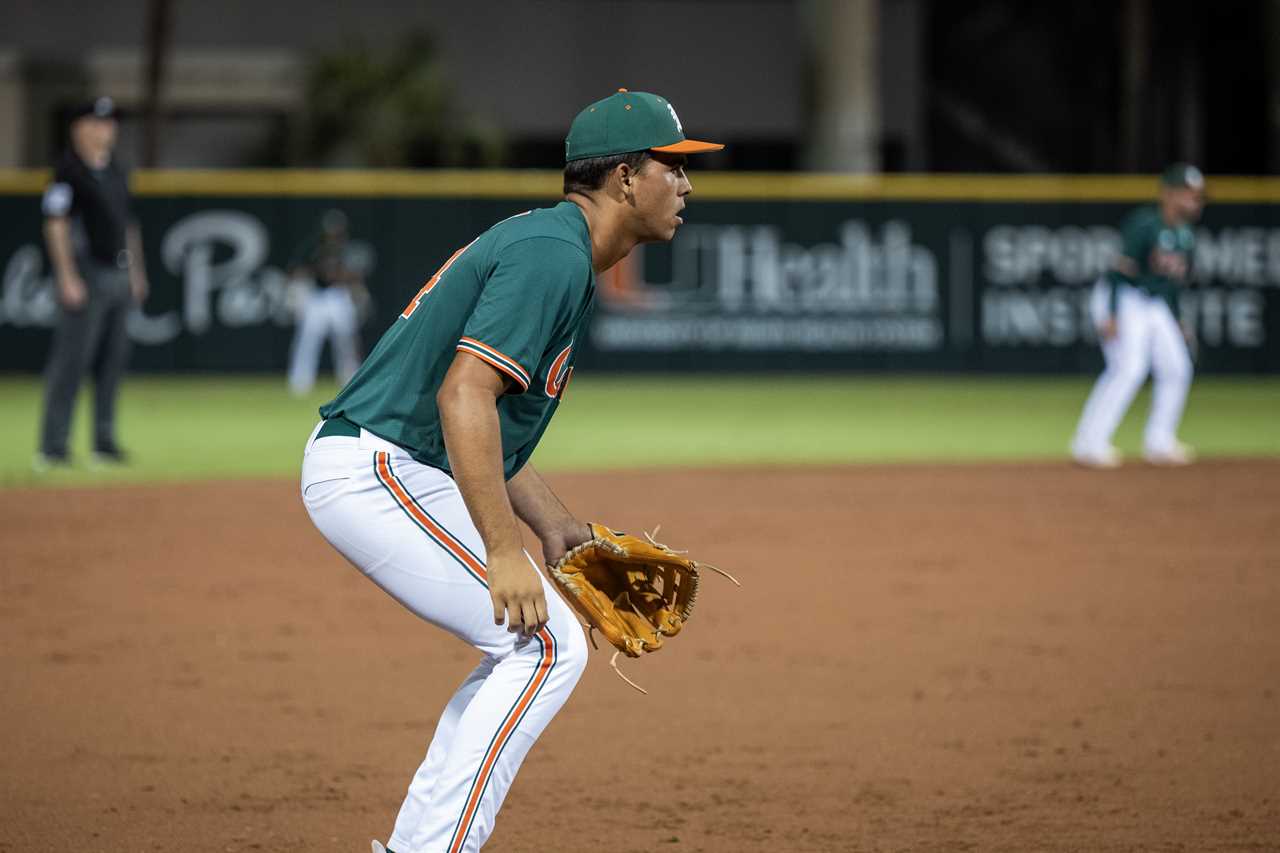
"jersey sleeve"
41,163,76,218
457,237,587,394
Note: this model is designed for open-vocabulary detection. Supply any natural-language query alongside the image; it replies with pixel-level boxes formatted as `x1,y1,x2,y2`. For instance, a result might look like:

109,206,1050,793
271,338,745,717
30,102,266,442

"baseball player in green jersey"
1071,163,1205,468
299,89,721,853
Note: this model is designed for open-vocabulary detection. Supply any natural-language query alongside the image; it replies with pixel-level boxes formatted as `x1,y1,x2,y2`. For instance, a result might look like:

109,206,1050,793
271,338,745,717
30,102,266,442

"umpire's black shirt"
41,149,132,268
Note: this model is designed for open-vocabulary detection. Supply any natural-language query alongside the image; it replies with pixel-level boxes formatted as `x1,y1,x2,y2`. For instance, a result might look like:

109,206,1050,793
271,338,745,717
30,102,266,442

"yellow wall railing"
1,169,1277,203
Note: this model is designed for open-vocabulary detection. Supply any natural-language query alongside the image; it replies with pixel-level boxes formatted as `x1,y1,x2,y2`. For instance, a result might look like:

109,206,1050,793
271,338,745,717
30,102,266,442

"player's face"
1165,186,1204,223
628,153,692,242
74,116,118,151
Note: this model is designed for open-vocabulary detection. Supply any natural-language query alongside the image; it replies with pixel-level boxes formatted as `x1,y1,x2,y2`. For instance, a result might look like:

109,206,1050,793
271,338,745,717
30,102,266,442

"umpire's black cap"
69,96,118,121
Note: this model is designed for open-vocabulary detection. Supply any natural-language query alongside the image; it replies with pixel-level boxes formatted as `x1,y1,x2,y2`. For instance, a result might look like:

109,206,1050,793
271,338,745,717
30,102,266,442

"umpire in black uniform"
37,96,149,468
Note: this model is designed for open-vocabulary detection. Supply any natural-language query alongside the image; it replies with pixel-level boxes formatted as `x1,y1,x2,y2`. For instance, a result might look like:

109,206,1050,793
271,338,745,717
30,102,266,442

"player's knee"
1157,348,1192,381
1114,363,1149,390
1154,357,1192,386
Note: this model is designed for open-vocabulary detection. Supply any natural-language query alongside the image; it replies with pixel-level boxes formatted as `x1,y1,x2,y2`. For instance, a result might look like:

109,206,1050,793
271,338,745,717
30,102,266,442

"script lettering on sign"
162,210,294,336
0,210,376,347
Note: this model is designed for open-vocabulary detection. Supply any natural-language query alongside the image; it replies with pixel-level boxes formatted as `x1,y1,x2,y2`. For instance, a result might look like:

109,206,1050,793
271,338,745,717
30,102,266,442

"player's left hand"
538,519,594,567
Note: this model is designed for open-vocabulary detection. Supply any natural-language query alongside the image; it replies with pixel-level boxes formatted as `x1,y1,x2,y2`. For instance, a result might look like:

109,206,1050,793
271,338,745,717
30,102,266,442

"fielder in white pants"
1071,163,1205,469
288,285,362,395
1071,279,1194,466
301,424,588,853
287,208,368,395
296,90,723,852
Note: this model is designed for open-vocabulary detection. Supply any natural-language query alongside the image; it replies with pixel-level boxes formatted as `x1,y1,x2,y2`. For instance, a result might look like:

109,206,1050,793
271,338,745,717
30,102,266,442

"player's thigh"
1110,288,1154,377
1088,277,1111,331
302,440,386,568
293,294,328,347
306,449,531,650
304,448,463,581
1148,305,1192,380
327,289,358,333
370,456,586,656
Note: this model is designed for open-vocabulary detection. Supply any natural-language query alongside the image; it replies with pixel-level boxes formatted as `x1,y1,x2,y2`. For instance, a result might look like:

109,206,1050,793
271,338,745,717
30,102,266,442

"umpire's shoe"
91,443,130,467
32,450,72,473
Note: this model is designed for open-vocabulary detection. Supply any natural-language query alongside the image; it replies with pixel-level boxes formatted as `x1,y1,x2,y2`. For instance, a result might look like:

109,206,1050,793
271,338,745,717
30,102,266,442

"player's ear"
610,162,636,202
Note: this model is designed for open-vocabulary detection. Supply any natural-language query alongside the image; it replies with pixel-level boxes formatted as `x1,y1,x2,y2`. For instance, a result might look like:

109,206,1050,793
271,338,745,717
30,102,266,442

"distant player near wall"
1071,164,1205,469
286,208,368,395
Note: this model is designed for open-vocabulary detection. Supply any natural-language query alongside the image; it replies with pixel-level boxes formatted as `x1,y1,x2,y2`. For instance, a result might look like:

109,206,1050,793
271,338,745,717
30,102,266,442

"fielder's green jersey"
1108,204,1195,318
320,201,595,479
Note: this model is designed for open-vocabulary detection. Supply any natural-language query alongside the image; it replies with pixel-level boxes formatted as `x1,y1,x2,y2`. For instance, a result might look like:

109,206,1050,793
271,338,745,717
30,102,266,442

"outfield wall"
2,171,1278,374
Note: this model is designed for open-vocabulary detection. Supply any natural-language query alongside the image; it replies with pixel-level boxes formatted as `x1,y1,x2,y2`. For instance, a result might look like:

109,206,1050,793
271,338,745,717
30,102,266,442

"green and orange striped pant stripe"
373,451,488,586
447,626,557,852
371,450,560,853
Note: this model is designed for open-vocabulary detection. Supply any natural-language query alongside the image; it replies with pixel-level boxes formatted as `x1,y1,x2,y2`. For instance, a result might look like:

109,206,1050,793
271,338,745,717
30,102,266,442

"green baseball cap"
565,89,724,162
1160,162,1205,191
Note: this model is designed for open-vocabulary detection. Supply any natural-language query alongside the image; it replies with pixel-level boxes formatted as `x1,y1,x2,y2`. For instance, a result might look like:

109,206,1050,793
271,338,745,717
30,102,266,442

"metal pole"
1268,0,1280,172
1180,34,1201,166
1120,0,1149,171
142,0,172,168
803,0,882,173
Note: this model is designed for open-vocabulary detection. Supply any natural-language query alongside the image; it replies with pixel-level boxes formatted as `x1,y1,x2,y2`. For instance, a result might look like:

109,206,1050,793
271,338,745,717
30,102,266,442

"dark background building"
1,0,1276,173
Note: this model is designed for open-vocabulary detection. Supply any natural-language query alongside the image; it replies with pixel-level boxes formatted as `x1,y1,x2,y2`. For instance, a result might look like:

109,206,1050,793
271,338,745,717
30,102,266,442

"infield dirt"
2,460,1278,853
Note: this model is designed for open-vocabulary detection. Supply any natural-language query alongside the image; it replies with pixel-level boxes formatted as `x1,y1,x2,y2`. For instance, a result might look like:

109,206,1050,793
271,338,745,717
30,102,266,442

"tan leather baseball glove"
548,523,738,692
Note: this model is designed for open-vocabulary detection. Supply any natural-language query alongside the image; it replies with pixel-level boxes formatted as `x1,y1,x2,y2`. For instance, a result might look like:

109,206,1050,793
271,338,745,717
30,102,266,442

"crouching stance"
300,89,722,852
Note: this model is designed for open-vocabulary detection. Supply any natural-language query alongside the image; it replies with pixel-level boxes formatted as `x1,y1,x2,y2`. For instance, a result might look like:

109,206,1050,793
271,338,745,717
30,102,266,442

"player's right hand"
1099,318,1117,341
58,274,87,310
487,551,549,637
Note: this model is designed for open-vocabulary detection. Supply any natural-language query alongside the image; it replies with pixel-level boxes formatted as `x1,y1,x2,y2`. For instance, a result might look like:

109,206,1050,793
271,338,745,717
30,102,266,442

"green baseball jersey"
320,201,595,479
1108,204,1195,318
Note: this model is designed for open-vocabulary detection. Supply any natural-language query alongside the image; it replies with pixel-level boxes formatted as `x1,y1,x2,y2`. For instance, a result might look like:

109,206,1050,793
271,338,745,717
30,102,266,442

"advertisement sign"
2,182,1276,373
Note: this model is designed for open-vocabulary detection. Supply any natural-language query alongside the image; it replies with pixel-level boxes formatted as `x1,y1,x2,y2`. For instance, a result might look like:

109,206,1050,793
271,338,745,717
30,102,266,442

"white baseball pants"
300,424,588,853
1072,280,1193,456
288,288,362,395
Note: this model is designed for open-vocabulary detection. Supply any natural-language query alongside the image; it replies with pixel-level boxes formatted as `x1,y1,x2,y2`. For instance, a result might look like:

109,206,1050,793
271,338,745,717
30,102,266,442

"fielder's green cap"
1160,162,1205,191
565,89,724,162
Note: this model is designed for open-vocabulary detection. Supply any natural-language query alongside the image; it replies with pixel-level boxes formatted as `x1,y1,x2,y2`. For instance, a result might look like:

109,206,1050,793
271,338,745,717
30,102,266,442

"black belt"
316,415,360,439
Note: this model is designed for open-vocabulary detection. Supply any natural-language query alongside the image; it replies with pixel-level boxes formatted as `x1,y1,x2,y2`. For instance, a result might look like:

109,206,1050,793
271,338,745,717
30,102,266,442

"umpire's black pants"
39,263,132,456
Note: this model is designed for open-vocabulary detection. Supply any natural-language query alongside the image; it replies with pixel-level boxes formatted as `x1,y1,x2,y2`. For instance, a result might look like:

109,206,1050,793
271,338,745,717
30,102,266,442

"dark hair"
563,151,651,196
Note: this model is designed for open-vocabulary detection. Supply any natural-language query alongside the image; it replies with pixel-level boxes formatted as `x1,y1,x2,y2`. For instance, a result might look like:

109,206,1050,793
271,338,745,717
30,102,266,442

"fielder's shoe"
91,444,131,467
1143,441,1196,467
1071,444,1123,470
32,450,72,473
371,842,395,853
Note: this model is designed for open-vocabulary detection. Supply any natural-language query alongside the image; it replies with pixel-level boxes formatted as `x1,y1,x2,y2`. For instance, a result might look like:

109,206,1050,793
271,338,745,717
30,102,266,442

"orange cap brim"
650,138,725,154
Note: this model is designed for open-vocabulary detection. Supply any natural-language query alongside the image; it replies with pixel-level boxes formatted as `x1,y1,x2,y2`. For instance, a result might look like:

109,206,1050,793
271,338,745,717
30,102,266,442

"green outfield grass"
1,373,1278,488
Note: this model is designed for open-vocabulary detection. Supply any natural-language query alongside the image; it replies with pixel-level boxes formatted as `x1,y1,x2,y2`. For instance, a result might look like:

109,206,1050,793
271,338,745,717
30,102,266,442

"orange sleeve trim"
456,338,531,391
